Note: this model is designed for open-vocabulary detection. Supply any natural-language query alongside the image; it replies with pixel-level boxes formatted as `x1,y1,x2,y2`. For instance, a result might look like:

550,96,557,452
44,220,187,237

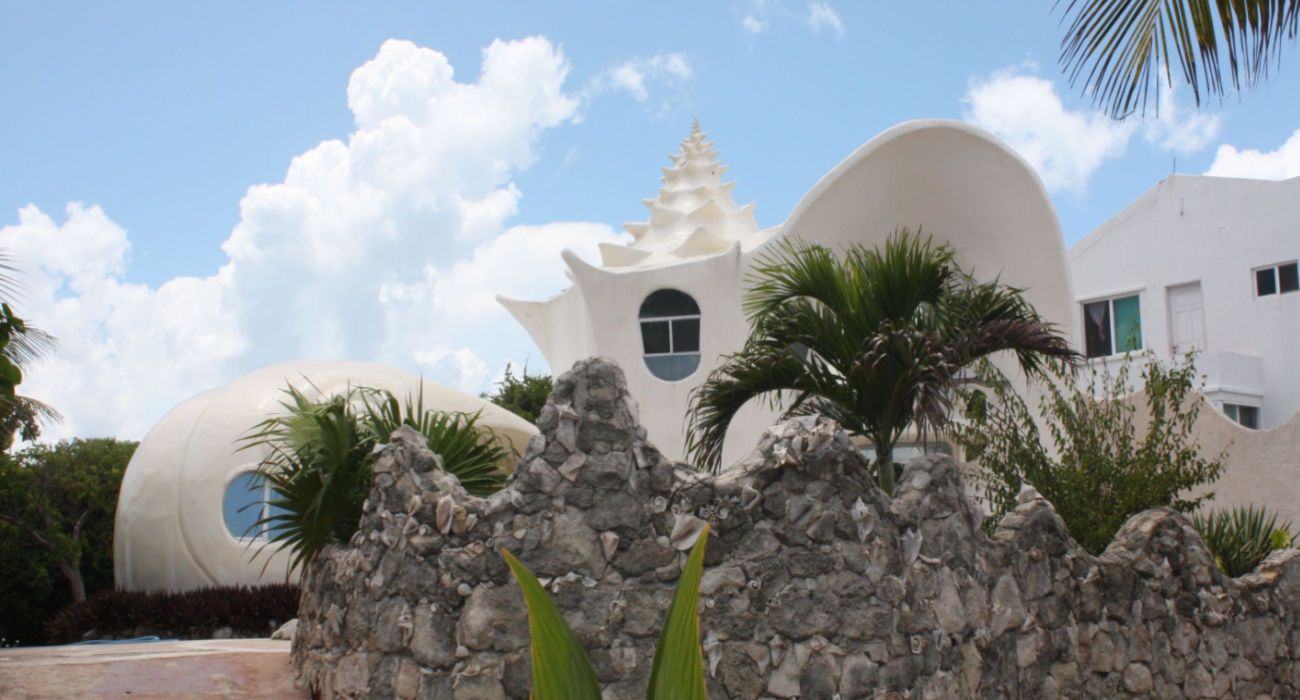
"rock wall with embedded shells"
291,357,1300,699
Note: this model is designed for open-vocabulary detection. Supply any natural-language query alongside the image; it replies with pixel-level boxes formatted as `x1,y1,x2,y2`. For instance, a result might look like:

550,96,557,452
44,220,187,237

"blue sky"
3,1,1298,440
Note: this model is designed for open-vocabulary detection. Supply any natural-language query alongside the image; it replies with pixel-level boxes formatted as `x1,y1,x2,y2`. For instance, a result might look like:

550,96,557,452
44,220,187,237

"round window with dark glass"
639,289,701,381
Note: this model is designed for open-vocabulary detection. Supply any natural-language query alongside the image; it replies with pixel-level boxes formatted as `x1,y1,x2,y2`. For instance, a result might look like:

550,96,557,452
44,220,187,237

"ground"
0,639,304,699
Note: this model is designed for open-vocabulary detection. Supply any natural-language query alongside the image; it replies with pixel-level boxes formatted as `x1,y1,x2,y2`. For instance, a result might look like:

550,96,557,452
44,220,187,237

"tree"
0,252,62,448
482,363,553,424
955,354,1226,554
686,230,1076,493
0,439,137,605
1058,0,1300,118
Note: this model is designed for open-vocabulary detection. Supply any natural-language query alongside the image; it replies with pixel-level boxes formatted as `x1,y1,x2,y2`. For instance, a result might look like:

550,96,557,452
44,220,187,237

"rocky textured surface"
292,358,1300,699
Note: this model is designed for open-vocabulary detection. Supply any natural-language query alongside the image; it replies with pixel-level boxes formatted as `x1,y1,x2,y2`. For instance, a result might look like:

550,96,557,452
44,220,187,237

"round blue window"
639,289,701,381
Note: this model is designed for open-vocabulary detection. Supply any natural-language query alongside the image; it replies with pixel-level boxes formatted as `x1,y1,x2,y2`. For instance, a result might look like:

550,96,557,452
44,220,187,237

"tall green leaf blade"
501,548,602,700
646,524,710,700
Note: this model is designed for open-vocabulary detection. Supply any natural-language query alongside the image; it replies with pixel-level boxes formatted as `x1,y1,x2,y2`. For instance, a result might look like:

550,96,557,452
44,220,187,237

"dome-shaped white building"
113,360,537,592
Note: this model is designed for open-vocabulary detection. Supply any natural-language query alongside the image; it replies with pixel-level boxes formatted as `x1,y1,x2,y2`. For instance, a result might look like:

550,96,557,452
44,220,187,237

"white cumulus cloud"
807,2,845,37
587,53,693,103
963,65,1223,192
1205,128,1300,180
4,36,628,442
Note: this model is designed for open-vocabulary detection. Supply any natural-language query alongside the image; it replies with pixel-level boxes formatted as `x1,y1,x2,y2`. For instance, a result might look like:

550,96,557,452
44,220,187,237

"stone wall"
292,358,1300,699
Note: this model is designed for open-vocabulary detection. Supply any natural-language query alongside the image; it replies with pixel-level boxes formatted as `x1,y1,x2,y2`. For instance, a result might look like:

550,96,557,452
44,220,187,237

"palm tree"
0,253,60,448
685,230,1077,494
243,383,515,573
1058,0,1299,118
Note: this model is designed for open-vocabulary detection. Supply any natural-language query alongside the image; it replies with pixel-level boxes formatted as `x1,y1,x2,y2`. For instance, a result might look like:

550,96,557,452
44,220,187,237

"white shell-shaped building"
113,360,537,592
502,119,1076,466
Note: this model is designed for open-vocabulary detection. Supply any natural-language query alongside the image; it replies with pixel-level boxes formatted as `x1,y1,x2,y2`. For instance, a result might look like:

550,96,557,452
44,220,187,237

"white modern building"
1069,174,1300,430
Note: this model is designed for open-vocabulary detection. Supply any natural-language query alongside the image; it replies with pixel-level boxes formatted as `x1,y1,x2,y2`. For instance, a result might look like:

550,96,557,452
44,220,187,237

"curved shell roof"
113,359,537,592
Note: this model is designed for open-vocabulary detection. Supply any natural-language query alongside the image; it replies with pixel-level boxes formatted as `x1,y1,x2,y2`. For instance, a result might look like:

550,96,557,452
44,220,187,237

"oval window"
639,289,701,381
222,472,288,540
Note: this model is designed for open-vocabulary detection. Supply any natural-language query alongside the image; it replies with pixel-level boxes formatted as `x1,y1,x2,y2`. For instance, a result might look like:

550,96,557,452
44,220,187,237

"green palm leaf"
646,525,711,700
1058,0,1300,118
501,548,602,700
687,228,1076,492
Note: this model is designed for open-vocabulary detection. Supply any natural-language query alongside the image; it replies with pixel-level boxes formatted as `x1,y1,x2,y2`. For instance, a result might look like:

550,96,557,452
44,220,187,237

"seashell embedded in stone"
436,495,455,535
769,635,787,667
669,514,709,551
851,497,876,543
703,630,722,678
601,531,620,561
902,528,923,567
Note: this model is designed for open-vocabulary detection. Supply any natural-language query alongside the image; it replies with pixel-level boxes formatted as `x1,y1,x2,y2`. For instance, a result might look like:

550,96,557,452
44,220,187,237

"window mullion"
1109,299,1118,355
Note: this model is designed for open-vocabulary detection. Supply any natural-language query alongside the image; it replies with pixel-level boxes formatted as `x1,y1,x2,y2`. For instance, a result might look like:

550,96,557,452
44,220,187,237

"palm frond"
1058,0,1300,117
686,228,1075,491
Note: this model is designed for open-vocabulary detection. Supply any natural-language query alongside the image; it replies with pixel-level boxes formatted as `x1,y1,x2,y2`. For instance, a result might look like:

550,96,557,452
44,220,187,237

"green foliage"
1057,0,1300,119
0,438,138,644
245,383,515,572
45,583,300,644
1191,506,1296,577
481,362,553,424
686,230,1076,492
956,353,1226,554
0,298,61,449
646,525,710,700
501,549,602,700
503,526,711,699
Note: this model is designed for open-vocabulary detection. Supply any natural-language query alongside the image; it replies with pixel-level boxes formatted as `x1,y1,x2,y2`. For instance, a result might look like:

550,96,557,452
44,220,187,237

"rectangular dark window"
1280,262,1299,293
671,318,700,353
640,320,670,354
1257,267,1278,296
1083,300,1111,358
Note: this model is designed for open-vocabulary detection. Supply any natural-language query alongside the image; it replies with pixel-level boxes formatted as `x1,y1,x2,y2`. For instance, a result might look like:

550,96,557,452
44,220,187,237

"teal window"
639,289,701,381
1223,404,1260,429
1083,294,1142,358
222,472,288,540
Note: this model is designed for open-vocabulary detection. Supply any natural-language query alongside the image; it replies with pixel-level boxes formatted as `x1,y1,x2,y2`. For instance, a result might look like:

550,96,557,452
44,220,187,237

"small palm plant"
1191,505,1296,577
687,230,1076,493
502,525,711,699
243,383,514,572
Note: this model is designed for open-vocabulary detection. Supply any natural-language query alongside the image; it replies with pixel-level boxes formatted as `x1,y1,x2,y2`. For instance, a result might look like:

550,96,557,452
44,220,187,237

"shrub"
244,384,515,572
45,584,300,644
1191,506,1296,577
956,353,1225,554
482,363,553,424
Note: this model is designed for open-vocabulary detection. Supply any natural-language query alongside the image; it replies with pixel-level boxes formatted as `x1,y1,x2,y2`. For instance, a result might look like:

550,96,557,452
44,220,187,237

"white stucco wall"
1069,175,1300,428
504,120,1077,467
113,360,538,592
1128,392,1300,529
